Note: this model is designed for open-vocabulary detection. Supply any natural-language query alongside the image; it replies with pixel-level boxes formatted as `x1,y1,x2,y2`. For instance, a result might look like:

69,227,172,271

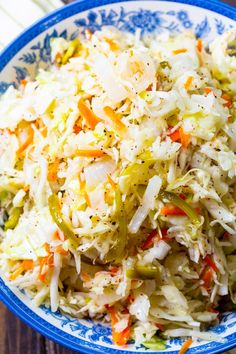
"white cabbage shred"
1,27,236,347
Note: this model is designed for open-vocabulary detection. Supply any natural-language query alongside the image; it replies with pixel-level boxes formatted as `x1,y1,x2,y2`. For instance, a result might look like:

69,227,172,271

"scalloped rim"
0,0,236,353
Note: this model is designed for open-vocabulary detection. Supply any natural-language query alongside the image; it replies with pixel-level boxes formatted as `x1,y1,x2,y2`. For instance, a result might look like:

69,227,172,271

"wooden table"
0,0,235,353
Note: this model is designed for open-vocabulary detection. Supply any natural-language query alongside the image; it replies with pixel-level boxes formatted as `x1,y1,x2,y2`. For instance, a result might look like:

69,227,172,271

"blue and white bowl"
0,0,236,353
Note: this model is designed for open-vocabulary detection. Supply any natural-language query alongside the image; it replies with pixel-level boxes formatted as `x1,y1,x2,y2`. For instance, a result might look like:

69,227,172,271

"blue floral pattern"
0,1,236,353
0,5,234,95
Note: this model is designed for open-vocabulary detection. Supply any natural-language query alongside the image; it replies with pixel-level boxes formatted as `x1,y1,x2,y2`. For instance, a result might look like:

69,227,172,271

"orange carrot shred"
168,129,181,142
173,48,188,55
156,323,165,332
9,260,34,281
48,159,59,182
20,79,28,86
196,38,203,53
104,106,126,131
140,230,158,250
22,260,34,270
108,306,131,346
179,338,193,354
78,98,101,129
55,245,69,256
76,149,106,158
204,87,212,95
16,124,34,155
202,267,213,290
104,37,118,51
52,230,61,241
222,93,233,108
204,255,218,272
179,127,190,148
160,205,186,216
184,76,194,91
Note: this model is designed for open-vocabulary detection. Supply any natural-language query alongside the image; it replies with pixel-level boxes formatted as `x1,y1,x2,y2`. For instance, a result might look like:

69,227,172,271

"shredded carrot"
222,93,233,108
20,79,28,86
156,323,165,332
204,87,212,95
76,149,106,158
104,37,118,51
202,267,213,290
204,255,218,272
52,230,61,241
16,124,34,155
168,128,181,142
22,260,34,270
184,76,194,91
39,244,54,282
109,266,119,275
108,306,131,346
9,260,34,281
23,185,29,192
85,29,93,40
73,123,82,134
173,48,188,55
179,338,193,354
78,98,101,129
107,174,117,189
160,204,186,216
80,271,92,282
39,254,54,282
161,228,169,240
168,127,190,148
48,159,59,182
34,118,47,137
196,38,203,53
104,106,126,131
147,83,153,91
179,127,190,148
141,230,158,250
55,245,69,256
44,242,51,254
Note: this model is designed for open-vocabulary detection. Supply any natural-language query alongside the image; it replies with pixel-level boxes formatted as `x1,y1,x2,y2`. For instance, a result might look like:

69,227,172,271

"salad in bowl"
0,0,236,353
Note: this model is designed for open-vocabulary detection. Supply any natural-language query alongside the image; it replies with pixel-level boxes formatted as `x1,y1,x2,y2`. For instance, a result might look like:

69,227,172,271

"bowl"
0,0,236,353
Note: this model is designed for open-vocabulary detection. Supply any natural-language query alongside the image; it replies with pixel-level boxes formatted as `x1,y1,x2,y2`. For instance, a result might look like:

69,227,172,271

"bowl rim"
0,0,236,353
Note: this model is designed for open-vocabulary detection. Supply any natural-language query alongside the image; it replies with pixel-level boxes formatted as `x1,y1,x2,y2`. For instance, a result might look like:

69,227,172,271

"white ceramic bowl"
0,1,236,353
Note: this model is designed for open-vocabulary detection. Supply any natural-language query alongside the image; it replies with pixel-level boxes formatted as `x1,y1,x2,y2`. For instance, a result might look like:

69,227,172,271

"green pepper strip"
143,336,166,350
0,191,8,201
160,61,171,70
160,190,200,225
126,264,161,280
4,207,22,230
48,193,79,247
62,39,80,65
104,189,127,263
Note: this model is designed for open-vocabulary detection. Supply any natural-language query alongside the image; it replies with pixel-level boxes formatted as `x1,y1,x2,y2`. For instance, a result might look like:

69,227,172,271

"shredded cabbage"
0,27,236,347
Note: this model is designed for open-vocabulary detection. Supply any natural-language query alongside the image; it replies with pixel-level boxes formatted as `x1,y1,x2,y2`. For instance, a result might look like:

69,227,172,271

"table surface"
0,0,236,353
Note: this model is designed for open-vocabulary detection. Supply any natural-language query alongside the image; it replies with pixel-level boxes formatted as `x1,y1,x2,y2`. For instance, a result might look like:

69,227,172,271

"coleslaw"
0,27,236,349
